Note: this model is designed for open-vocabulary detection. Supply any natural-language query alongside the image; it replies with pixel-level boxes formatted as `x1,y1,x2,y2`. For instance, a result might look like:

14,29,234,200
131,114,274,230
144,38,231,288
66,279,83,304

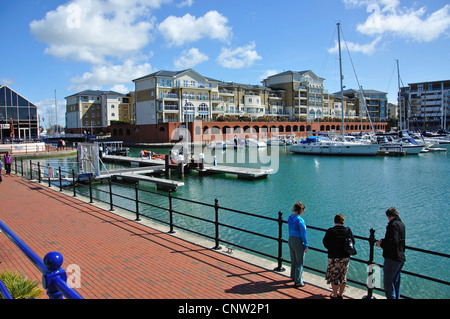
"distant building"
65,90,134,134
400,80,450,131
262,70,327,121
0,85,38,140
339,89,388,122
387,103,398,119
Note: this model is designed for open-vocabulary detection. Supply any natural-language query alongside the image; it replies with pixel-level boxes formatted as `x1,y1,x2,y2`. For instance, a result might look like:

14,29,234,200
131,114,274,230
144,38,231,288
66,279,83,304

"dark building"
0,85,38,140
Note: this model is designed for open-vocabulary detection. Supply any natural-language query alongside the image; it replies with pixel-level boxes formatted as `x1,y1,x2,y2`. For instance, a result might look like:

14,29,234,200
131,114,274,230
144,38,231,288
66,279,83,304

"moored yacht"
289,135,381,156
289,23,381,157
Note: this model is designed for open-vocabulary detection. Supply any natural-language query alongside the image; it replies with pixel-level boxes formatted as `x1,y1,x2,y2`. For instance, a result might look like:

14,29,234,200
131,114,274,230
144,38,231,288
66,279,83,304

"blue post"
0,220,83,299
0,279,13,299
42,252,67,299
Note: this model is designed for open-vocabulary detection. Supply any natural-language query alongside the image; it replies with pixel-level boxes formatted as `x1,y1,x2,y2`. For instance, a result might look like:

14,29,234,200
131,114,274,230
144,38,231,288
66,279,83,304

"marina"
4,141,450,299
109,144,450,299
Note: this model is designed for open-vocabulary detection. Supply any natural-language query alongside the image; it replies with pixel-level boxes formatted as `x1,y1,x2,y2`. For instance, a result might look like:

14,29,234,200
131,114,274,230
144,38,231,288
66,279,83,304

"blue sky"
1,0,449,128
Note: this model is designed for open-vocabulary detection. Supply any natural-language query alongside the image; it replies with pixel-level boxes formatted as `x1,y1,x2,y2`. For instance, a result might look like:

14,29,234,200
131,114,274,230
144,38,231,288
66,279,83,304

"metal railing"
0,220,83,299
14,159,450,299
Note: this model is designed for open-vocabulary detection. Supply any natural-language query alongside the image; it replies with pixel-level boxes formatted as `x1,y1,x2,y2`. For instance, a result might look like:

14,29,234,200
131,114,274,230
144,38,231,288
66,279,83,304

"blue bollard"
42,252,67,299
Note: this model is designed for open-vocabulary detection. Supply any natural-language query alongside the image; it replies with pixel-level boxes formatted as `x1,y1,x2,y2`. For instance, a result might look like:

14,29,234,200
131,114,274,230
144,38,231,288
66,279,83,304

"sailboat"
289,23,381,156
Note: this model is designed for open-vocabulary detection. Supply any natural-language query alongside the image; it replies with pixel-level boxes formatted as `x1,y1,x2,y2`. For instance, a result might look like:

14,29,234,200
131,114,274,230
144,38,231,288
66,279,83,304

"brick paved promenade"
0,173,337,300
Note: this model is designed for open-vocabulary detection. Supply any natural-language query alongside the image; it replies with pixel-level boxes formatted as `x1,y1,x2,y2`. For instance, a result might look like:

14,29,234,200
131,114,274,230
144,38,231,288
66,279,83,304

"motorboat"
97,141,129,157
267,138,285,146
206,141,229,149
246,138,267,148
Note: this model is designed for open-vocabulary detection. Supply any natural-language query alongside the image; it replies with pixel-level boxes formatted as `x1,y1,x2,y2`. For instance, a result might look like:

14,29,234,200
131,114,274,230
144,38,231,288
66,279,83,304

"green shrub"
0,270,44,299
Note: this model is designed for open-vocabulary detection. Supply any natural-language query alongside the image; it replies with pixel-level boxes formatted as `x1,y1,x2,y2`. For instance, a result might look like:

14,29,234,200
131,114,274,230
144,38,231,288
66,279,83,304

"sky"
1,0,450,128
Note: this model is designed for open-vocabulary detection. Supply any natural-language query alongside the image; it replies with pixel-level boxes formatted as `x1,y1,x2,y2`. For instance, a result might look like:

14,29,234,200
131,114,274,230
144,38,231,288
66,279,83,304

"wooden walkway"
0,174,336,301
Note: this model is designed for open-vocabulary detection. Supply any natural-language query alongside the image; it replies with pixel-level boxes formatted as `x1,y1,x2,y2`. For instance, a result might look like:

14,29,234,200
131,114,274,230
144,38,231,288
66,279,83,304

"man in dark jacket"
376,207,406,299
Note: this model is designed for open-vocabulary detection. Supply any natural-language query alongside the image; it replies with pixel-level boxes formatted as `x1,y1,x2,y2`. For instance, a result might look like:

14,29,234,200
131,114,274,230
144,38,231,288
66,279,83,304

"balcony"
159,93,179,100
219,89,234,96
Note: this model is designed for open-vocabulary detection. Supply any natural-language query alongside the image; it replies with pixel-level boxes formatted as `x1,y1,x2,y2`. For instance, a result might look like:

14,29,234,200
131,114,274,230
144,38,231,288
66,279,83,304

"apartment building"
339,89,388,122
262,70,328,121
65,90,134,134
133,69,288,125
133,69,218,124
0,85,38,139
400,80,450,131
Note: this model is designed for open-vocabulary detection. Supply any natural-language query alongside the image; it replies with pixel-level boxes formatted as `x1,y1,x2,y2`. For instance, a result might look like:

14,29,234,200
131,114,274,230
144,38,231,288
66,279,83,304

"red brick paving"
0,173,331,300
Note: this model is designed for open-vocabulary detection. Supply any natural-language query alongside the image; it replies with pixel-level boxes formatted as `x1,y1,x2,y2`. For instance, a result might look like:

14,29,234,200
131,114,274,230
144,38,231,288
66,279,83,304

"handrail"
0,220,83,299
0,278,13,299
21,160,450,299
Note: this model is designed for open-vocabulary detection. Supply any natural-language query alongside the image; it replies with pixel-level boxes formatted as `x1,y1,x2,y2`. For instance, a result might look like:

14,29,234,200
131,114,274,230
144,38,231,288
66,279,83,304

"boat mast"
397,60,402,131
337,23,345,141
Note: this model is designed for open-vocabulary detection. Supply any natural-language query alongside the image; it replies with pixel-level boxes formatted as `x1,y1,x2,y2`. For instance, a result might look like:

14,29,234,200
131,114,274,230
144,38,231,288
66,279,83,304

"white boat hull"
289,142,380,156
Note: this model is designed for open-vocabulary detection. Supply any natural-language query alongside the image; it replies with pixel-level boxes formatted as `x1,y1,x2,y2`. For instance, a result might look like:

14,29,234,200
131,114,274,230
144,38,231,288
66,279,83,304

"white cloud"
35,98,66,128
0,78,15,86
29,0,163,64
343,1,450,42
69,60,154,92
259,70,279,82
174,48,209,69
217,42,262,69
328,36,382,55
177,0,194,8
158,11,232,47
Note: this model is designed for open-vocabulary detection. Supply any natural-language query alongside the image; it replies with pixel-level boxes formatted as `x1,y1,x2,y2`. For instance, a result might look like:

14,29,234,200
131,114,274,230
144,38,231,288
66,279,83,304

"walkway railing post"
168,190,175,233
20,158,23,176
135,182,141,221
108,177,114,211
363,228,377,299
42,252,67,299
72,169,77,197
38,162,41,183
213,199,221,250
274,211,286,272
30,160,33,180
47,165,51,187
88,174,93,203
59,167,62,192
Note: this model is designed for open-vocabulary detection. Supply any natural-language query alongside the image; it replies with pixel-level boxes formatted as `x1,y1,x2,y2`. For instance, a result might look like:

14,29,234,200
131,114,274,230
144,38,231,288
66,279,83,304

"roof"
0,85,38,108
335,89,387,97
65,90,126,99
265,70,325,81
133,69,222,84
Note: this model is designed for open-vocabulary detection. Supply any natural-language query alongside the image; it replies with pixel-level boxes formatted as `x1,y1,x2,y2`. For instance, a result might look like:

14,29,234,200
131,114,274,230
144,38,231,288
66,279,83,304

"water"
33,145,450,299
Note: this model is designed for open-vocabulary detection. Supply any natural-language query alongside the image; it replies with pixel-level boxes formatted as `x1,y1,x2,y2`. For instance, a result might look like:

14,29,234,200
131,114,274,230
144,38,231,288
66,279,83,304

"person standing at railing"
376,207,406,299
288,201,308,288
3,151,12,175
323,214,355,299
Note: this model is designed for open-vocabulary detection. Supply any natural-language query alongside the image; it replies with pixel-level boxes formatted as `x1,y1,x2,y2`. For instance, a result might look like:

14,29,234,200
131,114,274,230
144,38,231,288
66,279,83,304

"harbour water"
39,145,449,299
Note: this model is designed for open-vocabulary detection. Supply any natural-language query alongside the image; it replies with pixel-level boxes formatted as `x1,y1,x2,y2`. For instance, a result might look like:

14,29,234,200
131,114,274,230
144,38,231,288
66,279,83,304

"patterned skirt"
325,258,350,285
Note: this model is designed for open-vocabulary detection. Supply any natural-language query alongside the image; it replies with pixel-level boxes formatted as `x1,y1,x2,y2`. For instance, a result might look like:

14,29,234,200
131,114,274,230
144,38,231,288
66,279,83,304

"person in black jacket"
323,214,355,299
376,207,406,299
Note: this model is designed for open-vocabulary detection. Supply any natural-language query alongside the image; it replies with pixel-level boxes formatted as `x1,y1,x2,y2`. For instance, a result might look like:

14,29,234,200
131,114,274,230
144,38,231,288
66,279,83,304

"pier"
102,154,273,181
196,164,273,180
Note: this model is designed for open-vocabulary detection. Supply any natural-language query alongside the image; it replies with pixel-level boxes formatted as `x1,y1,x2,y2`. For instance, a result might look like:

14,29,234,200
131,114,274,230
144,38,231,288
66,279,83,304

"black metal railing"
14,159,450,299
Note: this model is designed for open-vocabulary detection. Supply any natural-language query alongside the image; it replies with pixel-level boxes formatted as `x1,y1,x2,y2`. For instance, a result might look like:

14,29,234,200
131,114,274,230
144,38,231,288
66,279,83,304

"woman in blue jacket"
288,201,308,287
